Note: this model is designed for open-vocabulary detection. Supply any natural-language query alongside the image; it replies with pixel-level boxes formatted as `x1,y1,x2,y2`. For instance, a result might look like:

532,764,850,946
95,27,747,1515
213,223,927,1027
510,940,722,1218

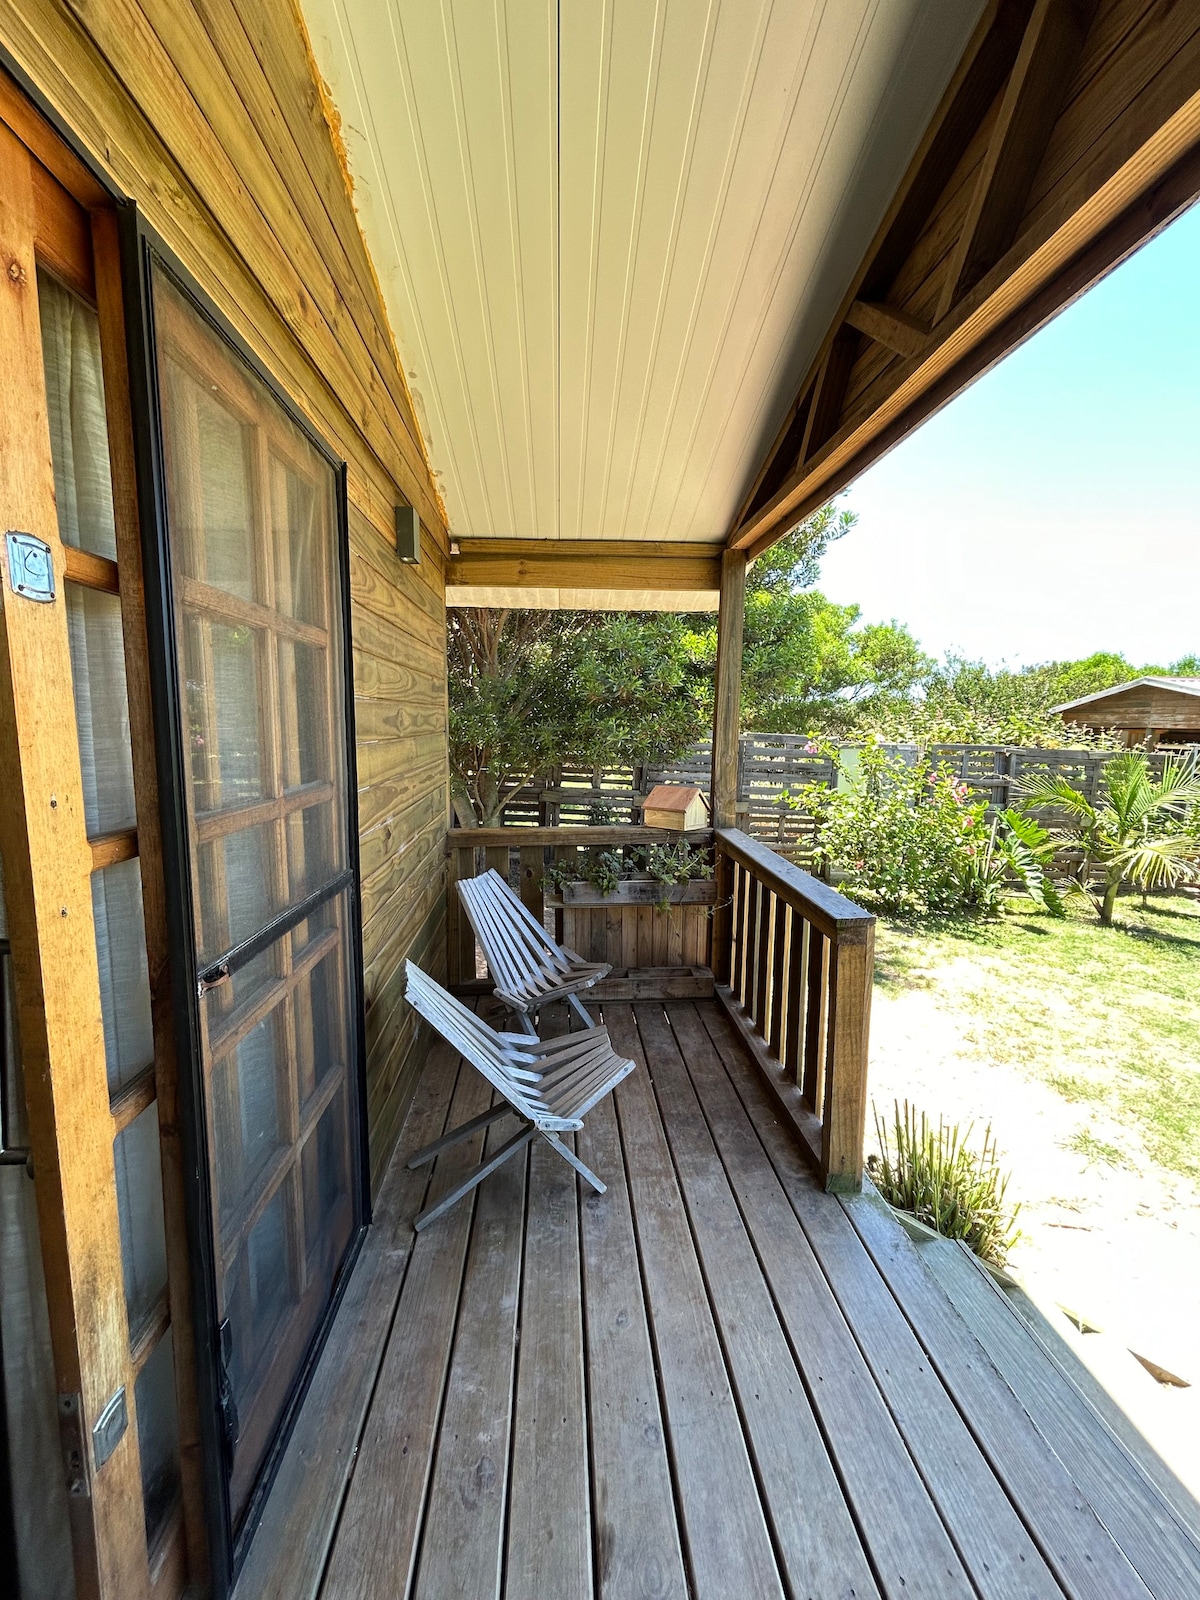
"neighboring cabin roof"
1052,678,1200,715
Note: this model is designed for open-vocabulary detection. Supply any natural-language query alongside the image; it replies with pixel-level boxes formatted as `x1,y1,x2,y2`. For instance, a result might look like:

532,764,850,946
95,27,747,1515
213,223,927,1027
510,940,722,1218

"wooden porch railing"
713,828,875,1191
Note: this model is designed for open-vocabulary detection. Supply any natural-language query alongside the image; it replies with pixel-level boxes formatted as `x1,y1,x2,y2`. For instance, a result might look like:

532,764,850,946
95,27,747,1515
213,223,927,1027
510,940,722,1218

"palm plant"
1017,751,1200,924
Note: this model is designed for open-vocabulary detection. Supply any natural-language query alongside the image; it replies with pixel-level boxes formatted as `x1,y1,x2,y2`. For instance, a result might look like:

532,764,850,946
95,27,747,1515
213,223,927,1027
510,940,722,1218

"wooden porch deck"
236,996,1200,1600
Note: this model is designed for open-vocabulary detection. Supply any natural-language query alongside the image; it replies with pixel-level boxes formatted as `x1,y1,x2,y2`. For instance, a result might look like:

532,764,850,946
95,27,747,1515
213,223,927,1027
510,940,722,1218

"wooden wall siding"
1061,686,1200,727
732,0,1200,555
0,2,452,1186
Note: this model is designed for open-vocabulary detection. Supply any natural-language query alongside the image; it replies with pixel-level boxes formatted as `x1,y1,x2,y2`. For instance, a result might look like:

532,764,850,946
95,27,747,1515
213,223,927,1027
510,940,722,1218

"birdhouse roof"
644,784,704,811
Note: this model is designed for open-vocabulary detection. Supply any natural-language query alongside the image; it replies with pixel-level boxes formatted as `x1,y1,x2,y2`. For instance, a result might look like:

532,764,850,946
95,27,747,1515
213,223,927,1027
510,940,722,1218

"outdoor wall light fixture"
395,502,421,563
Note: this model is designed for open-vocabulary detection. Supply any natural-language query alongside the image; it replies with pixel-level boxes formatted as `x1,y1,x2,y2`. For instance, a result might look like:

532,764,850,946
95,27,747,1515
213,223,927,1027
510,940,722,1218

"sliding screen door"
147,266,362,1542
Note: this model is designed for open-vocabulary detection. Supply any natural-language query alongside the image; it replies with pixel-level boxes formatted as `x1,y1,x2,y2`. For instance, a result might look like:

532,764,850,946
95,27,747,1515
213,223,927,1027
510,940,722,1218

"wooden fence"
480,737,1170,864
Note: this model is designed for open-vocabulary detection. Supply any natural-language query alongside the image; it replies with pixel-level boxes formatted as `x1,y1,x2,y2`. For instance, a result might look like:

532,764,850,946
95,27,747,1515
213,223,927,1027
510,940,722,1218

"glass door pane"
150,269,360,1535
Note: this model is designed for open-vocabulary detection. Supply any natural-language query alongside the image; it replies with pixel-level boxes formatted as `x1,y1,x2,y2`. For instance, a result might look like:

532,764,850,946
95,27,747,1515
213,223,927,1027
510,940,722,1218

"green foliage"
805,746,992,914
739,505,931,734
868,651,1200,748
868,1100,1021,1268
448,608,709,823
542,841,712,910
1017,751,1200,924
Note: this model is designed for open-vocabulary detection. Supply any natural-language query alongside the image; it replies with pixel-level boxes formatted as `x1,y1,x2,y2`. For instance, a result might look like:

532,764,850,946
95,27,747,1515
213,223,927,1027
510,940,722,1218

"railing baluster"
784,912,807,1083
803,929,829,1112
754,882,772,1030
768,895,788,1060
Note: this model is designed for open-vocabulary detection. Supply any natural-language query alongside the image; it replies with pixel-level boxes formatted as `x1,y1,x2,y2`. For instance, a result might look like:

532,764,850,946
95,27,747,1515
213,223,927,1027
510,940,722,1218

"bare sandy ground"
867,961,1200,1492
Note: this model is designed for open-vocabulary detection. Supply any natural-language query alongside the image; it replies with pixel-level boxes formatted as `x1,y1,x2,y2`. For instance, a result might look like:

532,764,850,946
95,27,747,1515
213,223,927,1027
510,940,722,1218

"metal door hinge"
58,1393,90,1499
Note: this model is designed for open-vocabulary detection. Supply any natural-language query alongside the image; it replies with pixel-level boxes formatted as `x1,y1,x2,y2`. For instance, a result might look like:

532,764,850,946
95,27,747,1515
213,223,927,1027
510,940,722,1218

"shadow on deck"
235,996,1200,1600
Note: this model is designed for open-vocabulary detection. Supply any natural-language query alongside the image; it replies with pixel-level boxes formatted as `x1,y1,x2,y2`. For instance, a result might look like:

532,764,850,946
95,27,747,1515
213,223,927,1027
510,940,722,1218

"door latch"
217,1317,240,1459
197,962,230,999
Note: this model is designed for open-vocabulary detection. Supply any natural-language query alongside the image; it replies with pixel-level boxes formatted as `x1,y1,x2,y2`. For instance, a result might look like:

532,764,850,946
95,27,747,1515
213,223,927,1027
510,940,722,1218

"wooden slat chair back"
457,868,610,1031
402,961,635,1229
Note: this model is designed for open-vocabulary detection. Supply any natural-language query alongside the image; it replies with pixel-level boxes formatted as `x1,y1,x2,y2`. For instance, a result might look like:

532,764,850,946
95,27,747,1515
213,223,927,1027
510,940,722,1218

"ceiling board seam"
444,0,520,538
638,0,801,537
689,0,949,540
335,0,486,535
594,0,667,542
667,0,882,541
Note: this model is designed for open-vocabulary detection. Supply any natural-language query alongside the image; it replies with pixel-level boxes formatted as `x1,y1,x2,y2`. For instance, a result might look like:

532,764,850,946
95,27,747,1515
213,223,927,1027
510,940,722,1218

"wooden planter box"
560,877,718,906
546,879,714,970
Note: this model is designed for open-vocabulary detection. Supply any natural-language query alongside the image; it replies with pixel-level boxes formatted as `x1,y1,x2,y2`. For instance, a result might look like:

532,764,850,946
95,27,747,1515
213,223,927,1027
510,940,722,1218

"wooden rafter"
730,0,1200,556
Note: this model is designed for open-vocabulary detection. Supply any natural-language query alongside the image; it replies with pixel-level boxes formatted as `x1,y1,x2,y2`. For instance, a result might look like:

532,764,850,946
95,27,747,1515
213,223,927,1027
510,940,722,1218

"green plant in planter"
868,1099,1021,1268
542,838,713,911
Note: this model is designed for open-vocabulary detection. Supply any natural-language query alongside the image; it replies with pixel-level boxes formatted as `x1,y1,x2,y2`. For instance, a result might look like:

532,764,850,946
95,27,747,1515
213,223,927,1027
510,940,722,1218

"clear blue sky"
819,200,1200,670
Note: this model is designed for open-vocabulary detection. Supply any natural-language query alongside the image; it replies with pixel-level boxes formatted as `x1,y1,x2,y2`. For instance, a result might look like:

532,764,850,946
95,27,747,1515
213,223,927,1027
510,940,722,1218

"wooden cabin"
1054,677,1200,747
2,5,1200,1599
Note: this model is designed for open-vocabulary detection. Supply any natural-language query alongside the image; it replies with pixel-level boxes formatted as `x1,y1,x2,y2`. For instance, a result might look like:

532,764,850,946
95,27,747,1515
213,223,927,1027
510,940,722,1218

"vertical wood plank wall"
0,0,451,1186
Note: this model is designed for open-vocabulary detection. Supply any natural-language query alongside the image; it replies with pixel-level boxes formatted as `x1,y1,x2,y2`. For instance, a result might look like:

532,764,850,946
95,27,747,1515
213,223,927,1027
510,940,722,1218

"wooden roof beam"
446,539,722,610
938,0,1099,317
729,0,1200,559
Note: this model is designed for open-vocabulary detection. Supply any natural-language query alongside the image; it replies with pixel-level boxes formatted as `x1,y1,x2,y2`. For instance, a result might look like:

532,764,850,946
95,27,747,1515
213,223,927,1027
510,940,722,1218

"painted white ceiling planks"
303,0,984,544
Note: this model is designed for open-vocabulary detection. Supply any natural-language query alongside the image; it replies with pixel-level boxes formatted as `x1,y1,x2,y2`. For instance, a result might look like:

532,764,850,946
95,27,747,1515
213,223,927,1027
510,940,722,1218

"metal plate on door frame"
5,530,56,602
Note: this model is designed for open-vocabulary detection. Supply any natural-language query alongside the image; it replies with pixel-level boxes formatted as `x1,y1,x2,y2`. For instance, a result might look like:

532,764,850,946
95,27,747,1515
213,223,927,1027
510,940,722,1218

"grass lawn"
872,894,1200,1182
866,890,1200,1477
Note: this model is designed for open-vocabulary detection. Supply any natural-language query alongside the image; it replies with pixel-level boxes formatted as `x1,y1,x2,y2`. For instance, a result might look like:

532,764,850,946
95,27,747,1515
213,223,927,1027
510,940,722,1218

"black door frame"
117,206,369,1595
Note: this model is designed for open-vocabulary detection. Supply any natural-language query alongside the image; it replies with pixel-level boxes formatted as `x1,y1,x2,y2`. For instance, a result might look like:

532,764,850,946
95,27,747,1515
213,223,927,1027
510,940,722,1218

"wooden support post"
820,923,875,1191
710,551,746,984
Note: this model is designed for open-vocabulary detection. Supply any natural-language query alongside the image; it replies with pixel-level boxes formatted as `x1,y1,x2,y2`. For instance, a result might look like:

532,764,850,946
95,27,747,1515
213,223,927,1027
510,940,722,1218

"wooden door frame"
116,210,369,1595
0,61,209,1600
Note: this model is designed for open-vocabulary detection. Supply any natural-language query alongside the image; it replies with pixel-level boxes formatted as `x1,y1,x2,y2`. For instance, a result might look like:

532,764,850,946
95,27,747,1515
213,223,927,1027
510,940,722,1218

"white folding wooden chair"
402,961,635,1230
457,867,611,1034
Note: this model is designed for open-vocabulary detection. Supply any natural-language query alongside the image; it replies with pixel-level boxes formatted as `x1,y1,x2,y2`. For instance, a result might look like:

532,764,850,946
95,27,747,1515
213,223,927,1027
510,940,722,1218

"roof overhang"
302,0,984,552
1052,678,1200,716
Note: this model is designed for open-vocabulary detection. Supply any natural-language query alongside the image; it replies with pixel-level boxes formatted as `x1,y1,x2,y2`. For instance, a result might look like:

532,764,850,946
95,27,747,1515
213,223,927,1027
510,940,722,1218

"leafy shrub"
542,840,712,909
868,1100,1021,1268
804,745,991,914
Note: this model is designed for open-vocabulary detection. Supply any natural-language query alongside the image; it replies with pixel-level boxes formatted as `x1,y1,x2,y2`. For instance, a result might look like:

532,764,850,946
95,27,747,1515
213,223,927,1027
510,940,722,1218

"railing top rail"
715,828,874,942
449,825,713,850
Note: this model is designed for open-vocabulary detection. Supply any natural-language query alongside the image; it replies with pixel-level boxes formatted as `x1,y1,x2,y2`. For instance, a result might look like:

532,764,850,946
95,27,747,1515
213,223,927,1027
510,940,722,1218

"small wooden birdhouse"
642,784,708,831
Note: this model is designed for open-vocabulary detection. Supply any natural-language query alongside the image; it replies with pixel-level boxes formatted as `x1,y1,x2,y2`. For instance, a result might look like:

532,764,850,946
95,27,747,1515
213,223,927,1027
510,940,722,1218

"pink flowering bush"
803,745,993,914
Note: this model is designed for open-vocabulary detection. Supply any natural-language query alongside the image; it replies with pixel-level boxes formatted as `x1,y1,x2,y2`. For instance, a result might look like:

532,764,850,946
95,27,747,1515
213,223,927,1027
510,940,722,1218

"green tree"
738,504,929,734
448,607,708,824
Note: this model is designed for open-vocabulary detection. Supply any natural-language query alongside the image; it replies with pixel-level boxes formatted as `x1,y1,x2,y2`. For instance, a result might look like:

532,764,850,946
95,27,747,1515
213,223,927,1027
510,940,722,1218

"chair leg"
510,1008,539,1038
541,1132,606,1194
406,1102,512,1169
414,1125,536,1231
567,991,595,1029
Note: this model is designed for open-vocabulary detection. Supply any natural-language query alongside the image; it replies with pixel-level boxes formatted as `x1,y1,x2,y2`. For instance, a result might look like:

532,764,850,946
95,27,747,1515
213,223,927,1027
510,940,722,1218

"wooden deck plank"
577,1093,689,1600
319,1064,496,1600
505,1136,592,1599
691,999,1067,1600
411,1107,529,1600
633,1003,884,1600
918,1232,1200,1600
650,1004,973,1600
234,1040,460,1600
844,1191,1154,1600
603,1004,786,1600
